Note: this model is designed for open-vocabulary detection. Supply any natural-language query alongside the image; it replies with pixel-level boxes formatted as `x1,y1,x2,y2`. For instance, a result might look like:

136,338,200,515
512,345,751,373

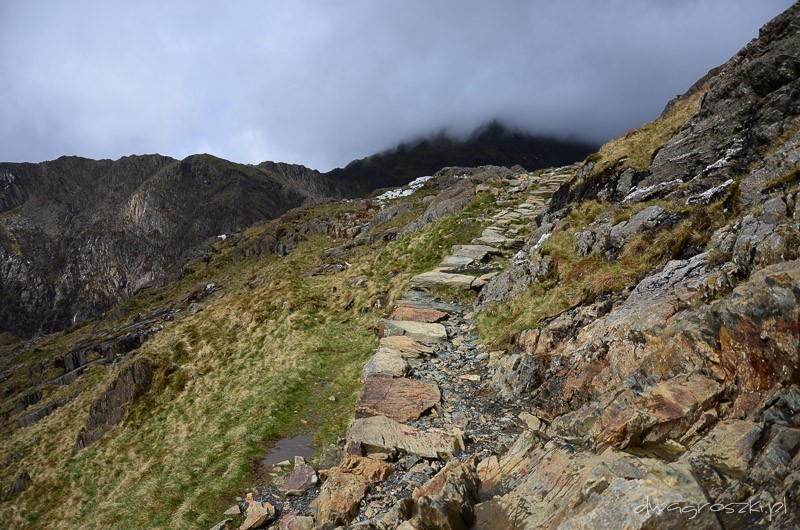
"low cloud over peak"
0,0,793,170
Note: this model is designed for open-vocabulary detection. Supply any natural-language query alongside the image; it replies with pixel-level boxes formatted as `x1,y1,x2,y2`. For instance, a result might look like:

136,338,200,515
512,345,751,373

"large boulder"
314,455,393,526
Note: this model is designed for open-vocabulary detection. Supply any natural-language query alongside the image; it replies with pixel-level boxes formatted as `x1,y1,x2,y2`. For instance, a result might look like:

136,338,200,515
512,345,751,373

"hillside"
0,126,593,340
0,154,335,339
1,3,799,530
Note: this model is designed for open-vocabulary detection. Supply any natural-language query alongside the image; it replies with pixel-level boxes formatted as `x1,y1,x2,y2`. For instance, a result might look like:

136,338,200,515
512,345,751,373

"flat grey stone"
379,319,448,343
439,255,474,267
411,271,475,290
451,245,501,261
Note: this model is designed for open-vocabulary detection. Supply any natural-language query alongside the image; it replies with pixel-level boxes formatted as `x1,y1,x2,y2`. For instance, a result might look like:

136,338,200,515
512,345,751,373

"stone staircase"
230,166,577,529
402,165,575,297
309,167,577,527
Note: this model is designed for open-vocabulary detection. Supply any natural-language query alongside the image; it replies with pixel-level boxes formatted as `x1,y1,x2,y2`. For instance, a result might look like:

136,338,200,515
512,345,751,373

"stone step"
355,377,440,422
471,235,523,249
378,319,448,343
439,255,474,268
451,244,502,261
411,271,475,290
362,349,410,379
391,306,448,323
346,415,464,460
399,291,464,314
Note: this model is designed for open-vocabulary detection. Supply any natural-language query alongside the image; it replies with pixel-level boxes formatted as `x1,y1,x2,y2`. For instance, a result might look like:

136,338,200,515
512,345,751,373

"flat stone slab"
411,271,475,290
347,415,465,460
399,291,466,314
362,350,410,379
379,320,448,343
473,235,523,249
439,255,474,268
451,244,502,261
356,377,440,422
378,335,434,358
391,306,448,323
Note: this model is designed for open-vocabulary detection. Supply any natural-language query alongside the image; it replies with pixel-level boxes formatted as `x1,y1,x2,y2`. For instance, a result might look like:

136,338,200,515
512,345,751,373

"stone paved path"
224,166,576,529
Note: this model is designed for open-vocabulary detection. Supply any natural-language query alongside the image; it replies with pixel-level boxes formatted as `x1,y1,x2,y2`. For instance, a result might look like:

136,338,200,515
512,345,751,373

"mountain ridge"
0,125,594,339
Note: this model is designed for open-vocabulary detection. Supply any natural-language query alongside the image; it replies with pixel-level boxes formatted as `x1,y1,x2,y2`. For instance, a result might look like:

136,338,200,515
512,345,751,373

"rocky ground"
208,169,577,530
209,5,800,529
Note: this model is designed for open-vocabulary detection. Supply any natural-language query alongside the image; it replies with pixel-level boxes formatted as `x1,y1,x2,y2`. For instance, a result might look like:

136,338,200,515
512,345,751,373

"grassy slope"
476,88,720,345
477,193,739,346
0,190,492,529
587,89,704,175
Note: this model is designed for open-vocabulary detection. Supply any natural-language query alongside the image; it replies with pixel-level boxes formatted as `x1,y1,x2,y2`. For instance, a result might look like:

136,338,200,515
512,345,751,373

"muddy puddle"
261,434,317,467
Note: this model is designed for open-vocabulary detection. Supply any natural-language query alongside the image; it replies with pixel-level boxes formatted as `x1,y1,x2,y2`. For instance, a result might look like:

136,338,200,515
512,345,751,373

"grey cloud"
0,0,793,170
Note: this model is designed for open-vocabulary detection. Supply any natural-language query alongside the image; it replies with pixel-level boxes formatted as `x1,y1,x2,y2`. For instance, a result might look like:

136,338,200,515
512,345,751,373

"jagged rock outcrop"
471,5,800,529
2,472,31,502
72,357,153,454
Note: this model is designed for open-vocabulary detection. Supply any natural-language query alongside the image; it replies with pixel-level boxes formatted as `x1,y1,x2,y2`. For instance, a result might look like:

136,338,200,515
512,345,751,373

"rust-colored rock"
277,514,314,530
239,492,275,530
694,419,763,478
392,306,448,323
405,460,481,530
313,454,392,526
315,471,368,525
356,377,440,422
339,454,393,482
591,374,723,449
477,456,501,492
277,463,318,496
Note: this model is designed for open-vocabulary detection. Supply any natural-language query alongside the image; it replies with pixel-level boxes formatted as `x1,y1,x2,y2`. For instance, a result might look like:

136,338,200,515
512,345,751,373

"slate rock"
356,377,441,422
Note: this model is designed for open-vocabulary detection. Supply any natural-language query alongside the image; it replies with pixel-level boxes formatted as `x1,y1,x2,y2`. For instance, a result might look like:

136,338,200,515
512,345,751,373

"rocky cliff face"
0,154,333,339
463,5,800,528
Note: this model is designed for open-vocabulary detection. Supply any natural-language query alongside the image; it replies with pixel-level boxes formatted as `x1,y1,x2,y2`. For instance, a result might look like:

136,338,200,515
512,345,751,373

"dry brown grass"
0,190,494,529
477,187,738,346
590,89,705,176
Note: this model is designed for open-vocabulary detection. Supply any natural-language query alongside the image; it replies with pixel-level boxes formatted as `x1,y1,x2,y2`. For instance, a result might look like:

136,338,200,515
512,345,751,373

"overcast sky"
0,1,793,171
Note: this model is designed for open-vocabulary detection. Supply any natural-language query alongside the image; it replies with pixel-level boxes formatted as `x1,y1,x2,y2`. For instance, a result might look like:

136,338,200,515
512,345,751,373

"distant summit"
324,121,596,196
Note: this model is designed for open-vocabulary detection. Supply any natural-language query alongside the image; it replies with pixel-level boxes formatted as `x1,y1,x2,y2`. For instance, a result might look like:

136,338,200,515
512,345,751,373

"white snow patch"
623,179,683,202
512,249,528,265
375,176,432,204
532,233,551,250
705,144,743,172
685,179,735,206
